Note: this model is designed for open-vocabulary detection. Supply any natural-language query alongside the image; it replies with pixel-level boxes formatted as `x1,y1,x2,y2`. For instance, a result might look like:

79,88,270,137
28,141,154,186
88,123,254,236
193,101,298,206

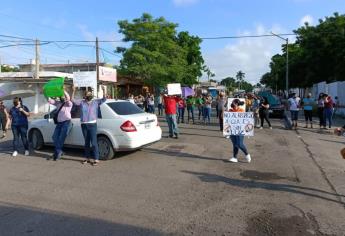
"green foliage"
1,65,19,72
261,12,345,89
116,13,204,86
221,72,253,93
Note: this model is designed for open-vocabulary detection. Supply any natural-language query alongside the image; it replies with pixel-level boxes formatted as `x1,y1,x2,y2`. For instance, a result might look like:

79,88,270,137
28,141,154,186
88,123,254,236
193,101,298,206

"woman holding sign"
228,99,251,163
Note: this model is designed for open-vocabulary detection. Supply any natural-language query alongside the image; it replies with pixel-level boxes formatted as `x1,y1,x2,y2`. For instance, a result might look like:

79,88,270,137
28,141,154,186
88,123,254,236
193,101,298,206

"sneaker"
229,157,238,163
24,150,29,156
12,151,18,157
269,127,273,130
174,133,179,139
245,154,251,163
259,127,263,130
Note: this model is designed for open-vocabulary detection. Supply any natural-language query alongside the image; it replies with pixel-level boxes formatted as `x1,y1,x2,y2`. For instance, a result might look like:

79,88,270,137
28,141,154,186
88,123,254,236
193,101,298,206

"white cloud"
300,15,314,26
203,24,295,84
172,0,199,7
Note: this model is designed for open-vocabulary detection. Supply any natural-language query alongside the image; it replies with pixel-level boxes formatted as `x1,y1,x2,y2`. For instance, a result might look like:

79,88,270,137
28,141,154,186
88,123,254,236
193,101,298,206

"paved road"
0,117,344,235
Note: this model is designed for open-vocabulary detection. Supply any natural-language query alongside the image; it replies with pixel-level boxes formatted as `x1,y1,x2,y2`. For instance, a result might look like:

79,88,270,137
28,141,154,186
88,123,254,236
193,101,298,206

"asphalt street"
0,116,344,236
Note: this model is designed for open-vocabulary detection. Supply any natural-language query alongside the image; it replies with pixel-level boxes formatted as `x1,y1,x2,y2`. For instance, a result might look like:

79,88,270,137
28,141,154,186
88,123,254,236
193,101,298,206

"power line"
200,33,296,40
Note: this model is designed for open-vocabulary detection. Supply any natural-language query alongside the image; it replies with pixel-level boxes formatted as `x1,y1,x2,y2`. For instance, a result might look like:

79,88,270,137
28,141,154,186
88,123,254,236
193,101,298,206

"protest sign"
167,83,182,95
182,87,195,98
99,66,117,82
43,77,64,98
227,98,246,111
223,112,254,136
73,71,97,88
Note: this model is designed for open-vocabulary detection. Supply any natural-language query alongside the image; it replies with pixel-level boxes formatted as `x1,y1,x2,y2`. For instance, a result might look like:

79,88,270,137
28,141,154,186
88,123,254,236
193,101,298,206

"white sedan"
28,100,162,160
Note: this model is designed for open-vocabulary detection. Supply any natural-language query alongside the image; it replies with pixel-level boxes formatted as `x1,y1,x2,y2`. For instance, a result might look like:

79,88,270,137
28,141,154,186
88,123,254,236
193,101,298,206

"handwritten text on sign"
223,112,254,136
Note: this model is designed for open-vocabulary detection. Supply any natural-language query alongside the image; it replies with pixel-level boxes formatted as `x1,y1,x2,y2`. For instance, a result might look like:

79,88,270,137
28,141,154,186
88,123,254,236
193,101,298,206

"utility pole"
95,37,100,97
271,32,289,98
35,39,40,80
34,39,40,114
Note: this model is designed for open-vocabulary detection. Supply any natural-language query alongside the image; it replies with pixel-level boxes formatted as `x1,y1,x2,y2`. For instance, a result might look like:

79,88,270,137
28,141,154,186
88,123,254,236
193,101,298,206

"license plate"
268,110,273,113
145,123,151,129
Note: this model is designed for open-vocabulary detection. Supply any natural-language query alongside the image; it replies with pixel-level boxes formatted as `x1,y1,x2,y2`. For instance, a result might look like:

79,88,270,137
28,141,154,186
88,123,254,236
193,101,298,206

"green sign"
43,77,64,98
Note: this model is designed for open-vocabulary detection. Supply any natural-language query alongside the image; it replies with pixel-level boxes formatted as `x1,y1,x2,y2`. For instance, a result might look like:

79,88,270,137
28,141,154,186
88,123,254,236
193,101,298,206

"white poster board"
227,98,246,111
223,112,254,136
73,71,97,92
99,66,117,82
167,83,182,95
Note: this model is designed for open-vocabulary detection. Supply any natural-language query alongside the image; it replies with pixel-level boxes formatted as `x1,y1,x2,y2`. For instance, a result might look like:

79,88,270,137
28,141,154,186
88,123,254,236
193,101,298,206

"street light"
271,32,289,98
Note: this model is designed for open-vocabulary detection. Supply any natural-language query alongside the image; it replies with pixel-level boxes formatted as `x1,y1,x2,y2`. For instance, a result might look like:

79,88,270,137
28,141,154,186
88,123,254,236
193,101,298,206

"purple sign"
182,87,195,98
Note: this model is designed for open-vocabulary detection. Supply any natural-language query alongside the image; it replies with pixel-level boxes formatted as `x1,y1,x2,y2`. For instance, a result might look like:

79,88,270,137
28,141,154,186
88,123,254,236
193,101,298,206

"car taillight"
120,120,137,132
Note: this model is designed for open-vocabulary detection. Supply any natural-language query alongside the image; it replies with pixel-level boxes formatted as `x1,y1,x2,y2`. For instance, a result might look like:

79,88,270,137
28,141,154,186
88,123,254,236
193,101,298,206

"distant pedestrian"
9,97,30,157
302,93,313,128
317,93,326,129
259,97,272,129
252,96,261,128
163,94,179,139
71,86,107,166
228,99,251,163
0,99,9,138
147,94,155,114
203,94,212,125
136,95,144,109
128,94,135,104
177,96,186,124
323,94,334,129
186,95,196,124
48,90,73,160
196,95,204,120
217,92,227,131
158,94,164,116
288,93,300,130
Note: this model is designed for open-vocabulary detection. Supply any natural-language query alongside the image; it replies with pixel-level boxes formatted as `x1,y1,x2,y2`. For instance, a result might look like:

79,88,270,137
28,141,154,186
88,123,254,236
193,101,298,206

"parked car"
28,100,162,160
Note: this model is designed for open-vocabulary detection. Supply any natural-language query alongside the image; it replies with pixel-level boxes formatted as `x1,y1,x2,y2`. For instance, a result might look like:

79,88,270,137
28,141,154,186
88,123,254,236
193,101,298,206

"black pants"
304,110,312,121
259,110,271,127
0,116,7,132
318,107,325,126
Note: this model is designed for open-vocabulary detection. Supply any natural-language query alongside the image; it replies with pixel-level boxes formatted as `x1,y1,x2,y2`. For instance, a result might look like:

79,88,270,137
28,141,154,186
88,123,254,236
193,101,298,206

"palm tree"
236,71,245,90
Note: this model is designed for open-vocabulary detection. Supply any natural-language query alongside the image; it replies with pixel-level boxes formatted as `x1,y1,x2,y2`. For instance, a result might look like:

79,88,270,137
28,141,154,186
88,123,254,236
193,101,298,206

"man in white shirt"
288,93,300,130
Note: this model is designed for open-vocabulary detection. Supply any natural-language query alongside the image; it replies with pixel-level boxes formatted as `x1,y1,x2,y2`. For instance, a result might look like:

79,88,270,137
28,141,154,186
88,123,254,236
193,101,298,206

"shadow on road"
0,203,161,236
319,138,345,145
144,147,227,162
182,170,345,206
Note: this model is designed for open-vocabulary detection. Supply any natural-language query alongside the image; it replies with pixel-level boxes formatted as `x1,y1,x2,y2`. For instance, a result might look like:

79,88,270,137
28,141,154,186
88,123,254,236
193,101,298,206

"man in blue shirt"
9,97,30,157
302,93,314,128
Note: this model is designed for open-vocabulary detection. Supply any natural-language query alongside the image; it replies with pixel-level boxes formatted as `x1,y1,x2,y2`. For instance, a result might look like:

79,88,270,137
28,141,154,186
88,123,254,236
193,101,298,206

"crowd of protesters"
0,86,343,163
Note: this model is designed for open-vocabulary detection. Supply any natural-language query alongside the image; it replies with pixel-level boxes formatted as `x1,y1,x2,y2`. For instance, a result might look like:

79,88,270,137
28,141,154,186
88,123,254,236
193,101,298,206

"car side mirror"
44,114,50,119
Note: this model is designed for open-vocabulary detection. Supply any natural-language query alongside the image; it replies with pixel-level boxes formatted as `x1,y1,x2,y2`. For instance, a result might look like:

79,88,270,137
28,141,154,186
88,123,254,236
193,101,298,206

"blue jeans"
158,104,163,116
324,108,333,128
166,114,179,137
52,120,71,157
148,105,155,114
178,108,185,123
230,135,248,158
203,107,211,124
198,106,203,120
187,106,195,123
81,123,99,160
290,110,299,121
11,124,29,151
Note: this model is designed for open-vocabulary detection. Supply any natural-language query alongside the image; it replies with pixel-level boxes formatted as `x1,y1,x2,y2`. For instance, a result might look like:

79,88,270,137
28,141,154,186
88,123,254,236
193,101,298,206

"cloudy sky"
0,0,344,83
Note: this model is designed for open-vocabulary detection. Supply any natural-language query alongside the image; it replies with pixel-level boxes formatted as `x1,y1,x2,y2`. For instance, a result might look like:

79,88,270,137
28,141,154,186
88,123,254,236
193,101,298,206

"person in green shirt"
195,95,204,120
186,96,196,124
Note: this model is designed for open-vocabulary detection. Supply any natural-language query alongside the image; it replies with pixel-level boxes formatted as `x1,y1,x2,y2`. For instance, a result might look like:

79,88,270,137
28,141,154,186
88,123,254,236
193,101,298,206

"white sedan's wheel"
31,129,44,150
97,136,115,160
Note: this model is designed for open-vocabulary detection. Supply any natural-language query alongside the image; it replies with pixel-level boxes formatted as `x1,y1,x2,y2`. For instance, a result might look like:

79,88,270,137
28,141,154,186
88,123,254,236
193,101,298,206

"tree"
203,66,215,82
220,77,236,92
236,70,245,90
116,13,204,86
261,12,345,89
0,65,19,72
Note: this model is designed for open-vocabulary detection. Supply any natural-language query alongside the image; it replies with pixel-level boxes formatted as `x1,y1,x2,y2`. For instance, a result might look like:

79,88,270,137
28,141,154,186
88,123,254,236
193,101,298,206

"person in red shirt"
163,94,179,139
323,94,334,128
177,96,186,124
